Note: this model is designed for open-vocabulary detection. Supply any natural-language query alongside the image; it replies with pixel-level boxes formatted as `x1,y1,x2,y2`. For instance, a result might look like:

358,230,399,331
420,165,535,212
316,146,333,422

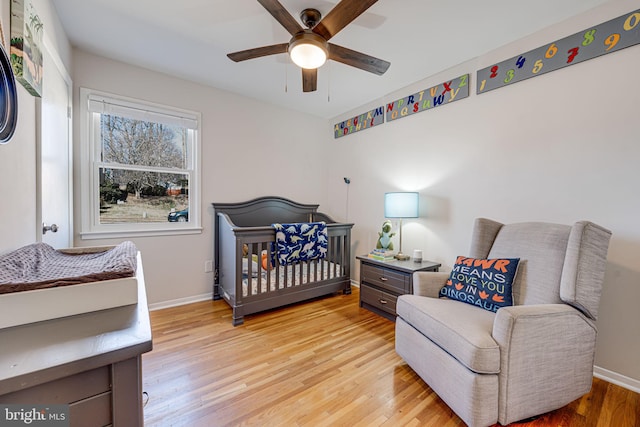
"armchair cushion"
397,295,500,373
440,256,520,313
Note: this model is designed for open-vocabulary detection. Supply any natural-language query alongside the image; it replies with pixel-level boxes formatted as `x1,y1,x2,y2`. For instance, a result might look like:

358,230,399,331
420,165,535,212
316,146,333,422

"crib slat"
339,234,346,276
267,244,273,292
332,235,337,278
299,262,304,286
258,243,264,295
253,243,259,295
253,243,260,295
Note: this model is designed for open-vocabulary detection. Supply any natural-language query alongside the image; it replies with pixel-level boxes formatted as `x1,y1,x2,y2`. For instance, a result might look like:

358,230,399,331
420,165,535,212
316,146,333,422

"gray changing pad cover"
0,241,137,294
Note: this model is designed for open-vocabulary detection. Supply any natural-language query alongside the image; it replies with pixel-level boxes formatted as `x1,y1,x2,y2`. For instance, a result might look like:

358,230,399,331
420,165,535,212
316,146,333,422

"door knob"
43,223,59,234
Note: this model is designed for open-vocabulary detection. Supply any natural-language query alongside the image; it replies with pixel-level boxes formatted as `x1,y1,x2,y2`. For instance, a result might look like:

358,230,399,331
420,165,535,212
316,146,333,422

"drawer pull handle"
379,299,388,304
380,277,388,281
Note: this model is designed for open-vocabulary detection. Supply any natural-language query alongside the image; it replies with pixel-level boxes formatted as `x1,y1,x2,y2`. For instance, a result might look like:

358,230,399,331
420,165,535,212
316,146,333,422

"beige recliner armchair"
395,218,611,427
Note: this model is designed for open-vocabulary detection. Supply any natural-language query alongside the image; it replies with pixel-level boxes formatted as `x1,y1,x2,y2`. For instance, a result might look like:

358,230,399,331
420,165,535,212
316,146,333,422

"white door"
38,42,72,248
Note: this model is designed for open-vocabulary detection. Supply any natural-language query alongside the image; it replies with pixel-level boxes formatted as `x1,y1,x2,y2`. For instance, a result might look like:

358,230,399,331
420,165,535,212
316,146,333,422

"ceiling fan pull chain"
327,62,331,102
285,61,288,93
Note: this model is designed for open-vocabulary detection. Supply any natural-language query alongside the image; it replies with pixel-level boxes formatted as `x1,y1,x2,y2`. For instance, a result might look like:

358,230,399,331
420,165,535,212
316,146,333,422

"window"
80,88,201,238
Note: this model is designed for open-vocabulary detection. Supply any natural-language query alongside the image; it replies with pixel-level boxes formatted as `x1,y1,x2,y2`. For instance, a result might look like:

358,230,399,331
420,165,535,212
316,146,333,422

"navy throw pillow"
440,256,520,313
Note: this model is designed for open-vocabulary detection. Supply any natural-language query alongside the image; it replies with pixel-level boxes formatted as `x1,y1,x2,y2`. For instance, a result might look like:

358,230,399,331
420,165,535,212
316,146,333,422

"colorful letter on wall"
334,106,385,139
386,74,469,123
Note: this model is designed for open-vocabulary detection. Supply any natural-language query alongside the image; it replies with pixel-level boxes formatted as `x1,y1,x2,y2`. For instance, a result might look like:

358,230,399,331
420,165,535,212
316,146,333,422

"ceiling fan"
227,0,390,92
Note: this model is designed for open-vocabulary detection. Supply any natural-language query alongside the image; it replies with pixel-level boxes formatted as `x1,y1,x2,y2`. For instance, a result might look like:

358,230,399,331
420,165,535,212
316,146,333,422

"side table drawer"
361,284,398,317
361,264,409,294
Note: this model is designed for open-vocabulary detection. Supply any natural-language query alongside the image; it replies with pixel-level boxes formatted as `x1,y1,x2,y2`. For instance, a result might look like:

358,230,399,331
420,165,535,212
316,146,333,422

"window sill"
80,227,203,240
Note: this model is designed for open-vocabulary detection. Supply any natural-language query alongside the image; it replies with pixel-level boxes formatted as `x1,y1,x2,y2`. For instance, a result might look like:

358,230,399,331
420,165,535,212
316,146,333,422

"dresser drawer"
361,263,409,294
70,391,112,427
361,284,398,316
0,366,111,405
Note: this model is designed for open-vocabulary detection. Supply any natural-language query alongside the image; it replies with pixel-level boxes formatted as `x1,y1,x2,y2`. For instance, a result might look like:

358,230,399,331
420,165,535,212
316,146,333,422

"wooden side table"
357,255,441,321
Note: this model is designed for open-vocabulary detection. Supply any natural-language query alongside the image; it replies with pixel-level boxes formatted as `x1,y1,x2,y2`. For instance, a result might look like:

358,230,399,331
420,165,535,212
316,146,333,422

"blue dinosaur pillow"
439,256,520,313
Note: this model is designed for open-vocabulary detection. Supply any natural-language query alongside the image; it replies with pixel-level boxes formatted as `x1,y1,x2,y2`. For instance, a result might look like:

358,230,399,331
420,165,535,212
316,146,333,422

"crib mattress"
242,260,341,297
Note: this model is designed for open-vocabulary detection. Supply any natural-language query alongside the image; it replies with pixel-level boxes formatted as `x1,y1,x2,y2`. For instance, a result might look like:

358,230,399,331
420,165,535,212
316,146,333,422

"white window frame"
79,87,202,239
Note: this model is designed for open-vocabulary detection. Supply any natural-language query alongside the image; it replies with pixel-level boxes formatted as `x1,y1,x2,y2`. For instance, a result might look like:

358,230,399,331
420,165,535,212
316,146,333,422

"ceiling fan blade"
302,68,317,92
227,43,289,62
312,0,379,40
257,0,303,36
328,43,390,75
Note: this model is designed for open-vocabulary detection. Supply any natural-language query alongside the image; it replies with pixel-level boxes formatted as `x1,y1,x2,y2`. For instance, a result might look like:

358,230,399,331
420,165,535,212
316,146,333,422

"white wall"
0,0,70,254
327,0,640,384
0,85,37,252
32,0,72,66
71,50,329,305
0,3,36,253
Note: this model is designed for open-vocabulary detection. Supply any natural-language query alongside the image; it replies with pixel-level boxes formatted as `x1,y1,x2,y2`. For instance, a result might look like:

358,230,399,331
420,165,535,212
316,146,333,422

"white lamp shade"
384,192,419,218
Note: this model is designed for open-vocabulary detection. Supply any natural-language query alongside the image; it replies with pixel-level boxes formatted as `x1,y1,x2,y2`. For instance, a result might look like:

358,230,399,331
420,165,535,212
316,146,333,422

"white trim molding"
148,292,212,311
594,365,640,393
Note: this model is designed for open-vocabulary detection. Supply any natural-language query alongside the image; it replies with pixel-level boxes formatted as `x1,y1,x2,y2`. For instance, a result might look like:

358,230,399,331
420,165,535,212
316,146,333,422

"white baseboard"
149,292,212,311
594,366,640,393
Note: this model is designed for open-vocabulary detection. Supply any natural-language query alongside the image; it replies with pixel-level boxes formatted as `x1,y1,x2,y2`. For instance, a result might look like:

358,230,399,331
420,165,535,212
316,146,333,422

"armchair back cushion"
469,218,611,320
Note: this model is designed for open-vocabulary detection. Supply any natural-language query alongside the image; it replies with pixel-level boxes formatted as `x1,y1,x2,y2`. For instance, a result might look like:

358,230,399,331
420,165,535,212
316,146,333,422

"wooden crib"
212,196,353,326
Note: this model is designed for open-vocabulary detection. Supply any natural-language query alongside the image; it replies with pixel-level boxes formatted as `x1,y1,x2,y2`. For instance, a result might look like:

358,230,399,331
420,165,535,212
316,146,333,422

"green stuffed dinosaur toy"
376,220,395,250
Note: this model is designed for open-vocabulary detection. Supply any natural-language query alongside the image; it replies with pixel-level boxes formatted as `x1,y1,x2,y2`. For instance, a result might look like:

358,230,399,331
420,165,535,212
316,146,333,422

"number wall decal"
477,9,640,94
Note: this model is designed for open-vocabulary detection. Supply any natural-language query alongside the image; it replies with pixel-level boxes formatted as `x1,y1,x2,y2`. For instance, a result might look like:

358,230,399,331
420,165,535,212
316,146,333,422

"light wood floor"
142,287,639,427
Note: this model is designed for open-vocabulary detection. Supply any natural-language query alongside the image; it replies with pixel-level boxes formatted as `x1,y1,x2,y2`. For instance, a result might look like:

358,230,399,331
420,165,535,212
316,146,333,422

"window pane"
99,168,189,224
81,88,201,237
100,115,189,169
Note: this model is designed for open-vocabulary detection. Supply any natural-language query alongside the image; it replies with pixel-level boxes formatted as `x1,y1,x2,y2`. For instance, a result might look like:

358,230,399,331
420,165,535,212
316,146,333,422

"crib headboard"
212,196,325,227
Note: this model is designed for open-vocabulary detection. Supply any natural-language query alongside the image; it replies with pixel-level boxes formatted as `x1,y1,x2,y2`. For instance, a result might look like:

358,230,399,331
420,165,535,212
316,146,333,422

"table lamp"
384,192,419,260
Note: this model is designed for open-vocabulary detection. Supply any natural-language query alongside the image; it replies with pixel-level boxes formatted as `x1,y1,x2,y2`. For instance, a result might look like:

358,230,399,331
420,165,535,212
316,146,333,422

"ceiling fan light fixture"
289,31,328,69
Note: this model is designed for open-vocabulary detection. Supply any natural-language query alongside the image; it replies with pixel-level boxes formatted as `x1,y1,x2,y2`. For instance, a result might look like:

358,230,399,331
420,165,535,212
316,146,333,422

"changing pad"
0,241,137,294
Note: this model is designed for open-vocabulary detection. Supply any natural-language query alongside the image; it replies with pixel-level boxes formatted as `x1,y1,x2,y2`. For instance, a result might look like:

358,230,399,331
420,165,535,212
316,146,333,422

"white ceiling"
51,0,609,119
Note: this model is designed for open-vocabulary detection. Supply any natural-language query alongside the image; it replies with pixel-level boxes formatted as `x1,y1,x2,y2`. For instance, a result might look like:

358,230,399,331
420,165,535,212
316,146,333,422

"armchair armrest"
413,271,450,297
492,303,597,424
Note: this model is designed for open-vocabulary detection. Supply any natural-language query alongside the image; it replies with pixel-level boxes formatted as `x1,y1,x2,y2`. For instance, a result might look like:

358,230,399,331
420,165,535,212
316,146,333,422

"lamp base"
394,252,410,261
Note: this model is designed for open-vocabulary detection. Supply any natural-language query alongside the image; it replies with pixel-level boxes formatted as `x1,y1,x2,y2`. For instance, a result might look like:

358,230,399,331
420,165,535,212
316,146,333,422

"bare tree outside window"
98,115,191,224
